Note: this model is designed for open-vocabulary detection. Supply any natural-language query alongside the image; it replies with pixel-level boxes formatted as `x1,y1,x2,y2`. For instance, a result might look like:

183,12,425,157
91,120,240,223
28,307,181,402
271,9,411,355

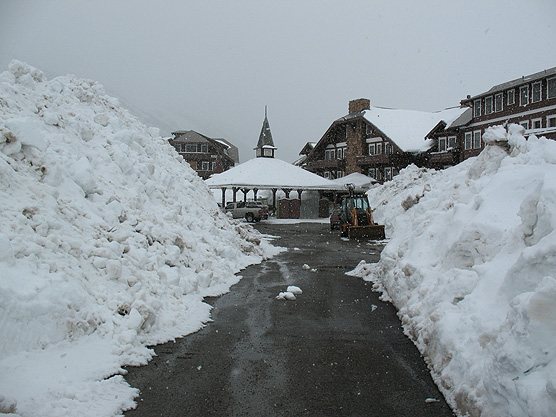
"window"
368,144,375,155
532,82,542,103
337,148,343,159
368,168,375,178
532,118,542,129
473,130,481,149
548,116,556,128
324,171,330,179
507,89,515,105
201,144,208,153
337,170,344,178
438,137,447,152
376,142,382,155
385,167,392,181
464,132,472,150
448,136,456,149
211,162,216,171
385,143,394,154
474,99,481,117
495,93,503,112
174,143,182,152
201,161,210,170
375,169,383,180
485,96,493,114
186,144,197,152
548,78,556,99
520,120,529,130
325,149,335,160
366,124,373,135
520,85,529,106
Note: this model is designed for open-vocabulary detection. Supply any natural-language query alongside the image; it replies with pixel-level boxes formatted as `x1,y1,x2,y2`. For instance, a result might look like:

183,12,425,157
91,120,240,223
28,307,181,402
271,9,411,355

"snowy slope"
0,61,279,417
349,125,556,417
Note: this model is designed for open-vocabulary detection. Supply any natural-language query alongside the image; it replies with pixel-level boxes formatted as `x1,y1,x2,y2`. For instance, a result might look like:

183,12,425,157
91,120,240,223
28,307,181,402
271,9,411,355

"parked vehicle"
224,201,269,222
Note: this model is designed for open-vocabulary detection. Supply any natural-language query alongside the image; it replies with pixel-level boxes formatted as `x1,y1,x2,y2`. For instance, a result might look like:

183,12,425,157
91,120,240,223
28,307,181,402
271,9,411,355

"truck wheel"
246,213,254,222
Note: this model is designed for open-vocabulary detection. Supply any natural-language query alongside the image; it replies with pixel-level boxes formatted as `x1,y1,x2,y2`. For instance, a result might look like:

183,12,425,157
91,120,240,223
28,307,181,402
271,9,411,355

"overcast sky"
1,0,555,163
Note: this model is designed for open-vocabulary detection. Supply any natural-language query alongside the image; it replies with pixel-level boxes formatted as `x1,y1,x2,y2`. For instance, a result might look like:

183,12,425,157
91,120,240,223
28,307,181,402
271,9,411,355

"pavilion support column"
272,189,277,210
253,188,259,201
242,188,249,202
283,188,292,199
333,191,338,207
232,187,239,203
221,187,226,207
297,189,303,207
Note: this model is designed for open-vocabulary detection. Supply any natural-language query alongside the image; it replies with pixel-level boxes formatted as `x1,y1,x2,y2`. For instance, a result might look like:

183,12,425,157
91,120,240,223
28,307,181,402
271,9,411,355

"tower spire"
255,105,276,158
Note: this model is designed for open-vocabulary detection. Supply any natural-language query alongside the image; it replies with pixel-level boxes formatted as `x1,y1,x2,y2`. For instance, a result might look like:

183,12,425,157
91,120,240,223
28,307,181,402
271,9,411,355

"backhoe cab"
339,185,385,240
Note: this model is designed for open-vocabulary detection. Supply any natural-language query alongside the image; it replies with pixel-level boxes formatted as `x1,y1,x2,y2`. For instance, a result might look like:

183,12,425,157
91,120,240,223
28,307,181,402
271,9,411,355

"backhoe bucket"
347,224,385,240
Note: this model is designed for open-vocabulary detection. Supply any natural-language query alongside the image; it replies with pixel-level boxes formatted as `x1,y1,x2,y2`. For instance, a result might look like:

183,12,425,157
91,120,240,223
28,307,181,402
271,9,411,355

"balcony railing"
355,154,391,166
305,159,343,169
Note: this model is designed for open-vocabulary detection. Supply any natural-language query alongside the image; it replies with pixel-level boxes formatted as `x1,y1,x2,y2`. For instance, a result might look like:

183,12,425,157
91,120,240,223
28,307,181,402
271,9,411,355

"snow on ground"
349,124,556,417
0,61,280,417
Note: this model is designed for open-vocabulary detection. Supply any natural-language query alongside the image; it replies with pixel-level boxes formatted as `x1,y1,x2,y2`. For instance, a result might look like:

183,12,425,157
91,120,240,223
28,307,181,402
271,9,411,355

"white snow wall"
0,61,275,416
350,125,556,417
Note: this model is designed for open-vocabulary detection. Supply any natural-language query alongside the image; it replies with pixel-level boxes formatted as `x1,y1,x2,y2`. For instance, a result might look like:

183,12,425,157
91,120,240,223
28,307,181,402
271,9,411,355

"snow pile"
0,61,279,417
349,124,556,417
276,285,302,301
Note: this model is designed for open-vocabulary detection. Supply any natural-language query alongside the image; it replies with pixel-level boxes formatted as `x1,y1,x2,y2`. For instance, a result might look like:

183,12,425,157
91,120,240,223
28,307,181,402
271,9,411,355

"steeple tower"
255,106,276,158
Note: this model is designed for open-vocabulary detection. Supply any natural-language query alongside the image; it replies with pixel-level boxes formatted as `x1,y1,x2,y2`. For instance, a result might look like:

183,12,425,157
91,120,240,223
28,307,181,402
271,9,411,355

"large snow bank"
0,61,279,417
349,124,556,417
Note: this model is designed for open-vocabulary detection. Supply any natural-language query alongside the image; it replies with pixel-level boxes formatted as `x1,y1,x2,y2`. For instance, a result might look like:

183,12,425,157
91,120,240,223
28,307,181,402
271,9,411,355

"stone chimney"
349,98,370,113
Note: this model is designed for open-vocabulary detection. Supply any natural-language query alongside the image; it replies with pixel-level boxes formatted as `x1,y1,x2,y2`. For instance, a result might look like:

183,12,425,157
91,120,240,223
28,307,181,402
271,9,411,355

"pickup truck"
224,201,269,222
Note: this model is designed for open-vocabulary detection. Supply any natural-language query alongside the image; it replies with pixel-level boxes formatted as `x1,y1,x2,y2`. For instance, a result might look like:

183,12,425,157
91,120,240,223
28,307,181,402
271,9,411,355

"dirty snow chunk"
310,268,317,272
5,117,47,151
371,304,377,312
0,394,17,414
425,398,440,403
276,291,296,301
302,264,311,270
286,286,302,295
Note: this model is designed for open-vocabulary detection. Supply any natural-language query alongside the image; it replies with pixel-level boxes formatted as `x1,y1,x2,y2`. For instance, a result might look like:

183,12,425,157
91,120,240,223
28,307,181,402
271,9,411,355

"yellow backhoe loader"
339,185,385,240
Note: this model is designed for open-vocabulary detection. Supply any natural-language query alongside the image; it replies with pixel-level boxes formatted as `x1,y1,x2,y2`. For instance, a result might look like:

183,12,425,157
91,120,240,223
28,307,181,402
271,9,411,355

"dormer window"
532,81,541,103
548,77,556,99
474,99,481,117
485,96,493,114
507,89,515,105
520,85,529,106
495,93,503,112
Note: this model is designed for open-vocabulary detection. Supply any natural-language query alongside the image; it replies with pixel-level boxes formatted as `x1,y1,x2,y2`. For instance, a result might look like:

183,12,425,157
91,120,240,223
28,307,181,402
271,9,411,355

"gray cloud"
1,0,555,163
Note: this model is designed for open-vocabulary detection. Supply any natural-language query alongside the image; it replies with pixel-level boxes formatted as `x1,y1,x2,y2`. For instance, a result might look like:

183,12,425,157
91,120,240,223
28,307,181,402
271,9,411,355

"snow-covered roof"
361,106,469,153
331,172,377,191
213,139,231,148
463,66,556,102
206,157,344,190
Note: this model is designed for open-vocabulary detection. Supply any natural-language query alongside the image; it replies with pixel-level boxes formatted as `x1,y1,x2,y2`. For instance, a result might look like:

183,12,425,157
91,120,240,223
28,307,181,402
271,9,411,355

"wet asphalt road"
124,222,454,417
